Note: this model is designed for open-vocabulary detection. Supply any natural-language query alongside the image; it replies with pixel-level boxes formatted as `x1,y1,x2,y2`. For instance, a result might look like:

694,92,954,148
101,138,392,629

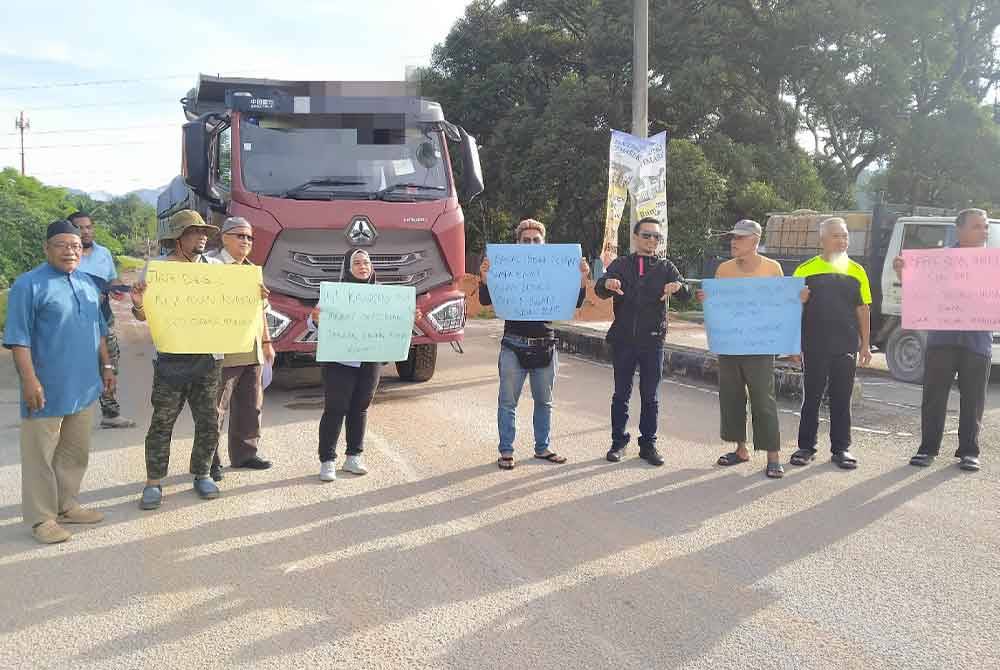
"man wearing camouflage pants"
71,211,136,428
129,210,225,509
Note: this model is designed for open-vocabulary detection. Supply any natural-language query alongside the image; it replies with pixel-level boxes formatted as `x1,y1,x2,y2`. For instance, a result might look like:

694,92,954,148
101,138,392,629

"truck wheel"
396,344,437,382
886,328,927,384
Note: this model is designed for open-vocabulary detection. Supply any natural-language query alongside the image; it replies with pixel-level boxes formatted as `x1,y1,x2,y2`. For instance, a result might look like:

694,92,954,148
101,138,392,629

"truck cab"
878,216,1000,382
158,75,484,382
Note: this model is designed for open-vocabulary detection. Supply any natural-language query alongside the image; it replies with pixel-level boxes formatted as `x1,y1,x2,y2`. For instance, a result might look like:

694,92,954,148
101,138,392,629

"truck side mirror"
183,118,211,195
458,126,484,203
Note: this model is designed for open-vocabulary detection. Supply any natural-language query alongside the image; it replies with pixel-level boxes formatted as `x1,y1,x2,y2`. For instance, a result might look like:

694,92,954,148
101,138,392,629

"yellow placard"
143,260,263,354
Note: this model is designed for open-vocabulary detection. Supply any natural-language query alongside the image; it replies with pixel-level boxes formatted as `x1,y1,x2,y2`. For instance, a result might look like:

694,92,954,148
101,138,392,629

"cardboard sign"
702,277,804,355
144,261,263,354
486,244,582,321
902,248,1000,330
316,282,416,362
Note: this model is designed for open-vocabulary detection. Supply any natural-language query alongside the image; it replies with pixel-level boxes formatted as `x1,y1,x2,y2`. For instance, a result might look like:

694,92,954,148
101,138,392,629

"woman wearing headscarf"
308,249,420,482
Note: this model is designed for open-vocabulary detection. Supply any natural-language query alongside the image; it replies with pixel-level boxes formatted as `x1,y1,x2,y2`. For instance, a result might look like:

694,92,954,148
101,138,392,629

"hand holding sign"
661,282,682,302
479,257,491,284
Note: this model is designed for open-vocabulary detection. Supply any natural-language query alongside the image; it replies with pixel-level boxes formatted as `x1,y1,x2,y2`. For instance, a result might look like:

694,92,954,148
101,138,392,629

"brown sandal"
498,455,515,470
534,452,567,464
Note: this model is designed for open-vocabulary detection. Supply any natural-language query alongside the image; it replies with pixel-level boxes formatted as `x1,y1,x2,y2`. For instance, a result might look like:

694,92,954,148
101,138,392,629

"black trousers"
318,363,381,462
798,351,857,454
918,346,991,458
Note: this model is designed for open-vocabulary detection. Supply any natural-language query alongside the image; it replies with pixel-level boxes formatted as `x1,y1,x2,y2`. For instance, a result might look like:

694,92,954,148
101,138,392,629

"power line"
0,75,189,91
0,98,179,111
1,123,178,136
0,139,175,150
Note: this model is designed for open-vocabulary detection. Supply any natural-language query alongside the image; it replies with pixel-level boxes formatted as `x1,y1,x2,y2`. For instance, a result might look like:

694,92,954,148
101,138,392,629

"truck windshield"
239,114,450,199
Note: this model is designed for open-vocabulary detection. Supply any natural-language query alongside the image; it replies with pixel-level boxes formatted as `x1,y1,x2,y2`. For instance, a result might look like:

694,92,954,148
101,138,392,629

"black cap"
46,219,81,240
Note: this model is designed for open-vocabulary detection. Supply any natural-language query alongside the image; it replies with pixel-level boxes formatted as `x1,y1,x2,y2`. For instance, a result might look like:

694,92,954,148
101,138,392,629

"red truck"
157,75,484,381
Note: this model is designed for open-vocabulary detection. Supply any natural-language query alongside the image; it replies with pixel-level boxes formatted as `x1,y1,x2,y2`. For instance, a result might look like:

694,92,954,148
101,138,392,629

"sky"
0,0,474,196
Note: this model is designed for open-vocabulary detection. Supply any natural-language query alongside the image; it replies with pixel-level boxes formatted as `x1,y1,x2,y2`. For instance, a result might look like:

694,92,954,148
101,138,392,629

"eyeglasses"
49,242,83,252
225,233,254,241
520,236,544,244
638,232,663,242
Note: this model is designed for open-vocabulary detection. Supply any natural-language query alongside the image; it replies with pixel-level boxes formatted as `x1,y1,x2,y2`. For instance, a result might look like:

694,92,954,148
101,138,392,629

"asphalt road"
0,314,997,670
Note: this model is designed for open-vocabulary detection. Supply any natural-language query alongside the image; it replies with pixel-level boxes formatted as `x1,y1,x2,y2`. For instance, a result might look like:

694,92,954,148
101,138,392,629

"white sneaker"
319,461,337,482
343,454,368,475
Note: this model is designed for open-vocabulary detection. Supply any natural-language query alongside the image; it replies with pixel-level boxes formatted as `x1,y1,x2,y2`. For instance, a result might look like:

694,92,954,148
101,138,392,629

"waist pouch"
155,353,217,386
503,339,555,369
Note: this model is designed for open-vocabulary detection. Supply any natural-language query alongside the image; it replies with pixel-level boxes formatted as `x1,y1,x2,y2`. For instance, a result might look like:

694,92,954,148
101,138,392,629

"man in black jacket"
595,217,690,465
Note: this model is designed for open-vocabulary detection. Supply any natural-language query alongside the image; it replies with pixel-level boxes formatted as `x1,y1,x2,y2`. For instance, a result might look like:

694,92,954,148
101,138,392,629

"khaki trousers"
20,403,95,527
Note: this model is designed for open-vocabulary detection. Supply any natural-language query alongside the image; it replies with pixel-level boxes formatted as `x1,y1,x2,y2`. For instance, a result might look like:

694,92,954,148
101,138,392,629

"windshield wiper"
376,183,448,201
281,178,367,198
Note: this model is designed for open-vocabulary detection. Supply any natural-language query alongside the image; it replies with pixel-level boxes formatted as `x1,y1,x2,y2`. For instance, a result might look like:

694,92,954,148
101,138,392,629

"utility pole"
15,111,29,175
629,0,649,252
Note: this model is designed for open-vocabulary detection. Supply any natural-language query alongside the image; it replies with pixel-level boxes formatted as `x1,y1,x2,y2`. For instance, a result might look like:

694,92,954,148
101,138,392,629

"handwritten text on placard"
143,261,263,354
316,282,416,362
902,248,1000,331
486,243,582,321
702,277,804,355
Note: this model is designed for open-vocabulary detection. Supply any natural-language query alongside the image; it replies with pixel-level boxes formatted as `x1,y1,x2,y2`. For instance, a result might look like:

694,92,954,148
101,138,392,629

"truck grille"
262,228,452,300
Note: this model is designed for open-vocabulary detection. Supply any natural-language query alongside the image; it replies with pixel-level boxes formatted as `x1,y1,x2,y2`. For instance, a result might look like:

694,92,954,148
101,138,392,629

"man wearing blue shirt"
3,220,115,544
70,211,136,429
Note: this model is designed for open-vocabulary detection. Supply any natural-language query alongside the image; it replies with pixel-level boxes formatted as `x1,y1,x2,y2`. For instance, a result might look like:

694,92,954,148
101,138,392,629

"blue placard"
702,277,804,355
486,243,582,321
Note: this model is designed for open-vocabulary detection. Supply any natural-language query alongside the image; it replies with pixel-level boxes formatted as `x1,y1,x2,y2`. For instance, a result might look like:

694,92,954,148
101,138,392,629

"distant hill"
65,185,166,206
127,188,163,206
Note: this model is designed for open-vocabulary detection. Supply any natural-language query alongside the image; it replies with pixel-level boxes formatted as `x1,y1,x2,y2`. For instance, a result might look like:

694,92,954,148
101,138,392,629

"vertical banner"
602,130,668,261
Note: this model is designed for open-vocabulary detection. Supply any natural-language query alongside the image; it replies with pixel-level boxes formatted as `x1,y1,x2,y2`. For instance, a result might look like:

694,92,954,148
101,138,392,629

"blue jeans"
611,344,664,449
497,335,557,455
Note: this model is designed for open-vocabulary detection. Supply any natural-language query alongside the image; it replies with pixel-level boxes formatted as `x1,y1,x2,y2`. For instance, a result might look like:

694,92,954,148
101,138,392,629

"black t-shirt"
794,256,872,355
479,283,586,338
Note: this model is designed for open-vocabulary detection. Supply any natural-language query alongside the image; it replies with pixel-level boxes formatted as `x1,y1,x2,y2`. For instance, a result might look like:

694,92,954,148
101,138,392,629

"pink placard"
902,248,1000,330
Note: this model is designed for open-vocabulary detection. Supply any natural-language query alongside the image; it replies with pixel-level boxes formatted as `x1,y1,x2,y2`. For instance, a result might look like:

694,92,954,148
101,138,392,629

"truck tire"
396,344,437,382
885,328,927,384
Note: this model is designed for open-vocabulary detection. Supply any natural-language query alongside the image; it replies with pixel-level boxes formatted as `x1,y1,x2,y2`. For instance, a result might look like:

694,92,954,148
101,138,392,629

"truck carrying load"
164,74,484,383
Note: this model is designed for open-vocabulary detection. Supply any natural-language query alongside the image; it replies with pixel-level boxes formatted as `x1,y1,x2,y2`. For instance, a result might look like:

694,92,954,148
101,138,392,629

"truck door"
881,221,952,317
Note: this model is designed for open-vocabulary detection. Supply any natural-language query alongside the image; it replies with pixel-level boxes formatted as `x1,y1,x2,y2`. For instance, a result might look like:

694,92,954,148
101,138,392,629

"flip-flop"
766,462,785,479
534,452,567,464
497,455,515,470
717,451,750,466
789,449,815,466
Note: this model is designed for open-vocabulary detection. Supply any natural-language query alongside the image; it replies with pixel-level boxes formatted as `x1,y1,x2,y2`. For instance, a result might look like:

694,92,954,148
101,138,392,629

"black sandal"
960,456,980,472
909,453,934,467
717,451,750,466
832,451,858,470
789,449,815,466
534,452,567,464
766,462,785,479
498,455,515,470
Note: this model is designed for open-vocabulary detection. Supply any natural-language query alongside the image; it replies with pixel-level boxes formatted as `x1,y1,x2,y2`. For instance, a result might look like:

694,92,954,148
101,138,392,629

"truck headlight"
265,308,292,340
426,298,465,333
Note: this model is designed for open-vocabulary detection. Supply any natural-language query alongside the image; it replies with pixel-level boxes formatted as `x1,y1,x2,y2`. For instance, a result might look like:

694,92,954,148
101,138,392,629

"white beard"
827,251,848,266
